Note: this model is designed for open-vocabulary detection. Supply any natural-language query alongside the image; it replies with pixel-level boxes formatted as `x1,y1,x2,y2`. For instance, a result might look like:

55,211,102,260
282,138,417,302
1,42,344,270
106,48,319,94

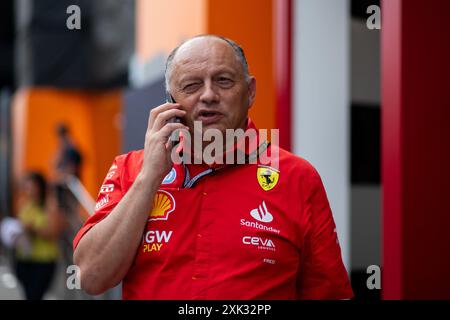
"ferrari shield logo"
257,166,279,191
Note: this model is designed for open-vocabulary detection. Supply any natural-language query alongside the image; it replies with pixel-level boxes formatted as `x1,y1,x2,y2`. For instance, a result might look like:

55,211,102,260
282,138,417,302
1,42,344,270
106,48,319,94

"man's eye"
183,83,201,92
217,78,234,87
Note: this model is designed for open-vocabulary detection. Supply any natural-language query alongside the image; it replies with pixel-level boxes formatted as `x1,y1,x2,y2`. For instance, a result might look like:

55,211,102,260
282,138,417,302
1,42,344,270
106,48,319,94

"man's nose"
199,82,219,105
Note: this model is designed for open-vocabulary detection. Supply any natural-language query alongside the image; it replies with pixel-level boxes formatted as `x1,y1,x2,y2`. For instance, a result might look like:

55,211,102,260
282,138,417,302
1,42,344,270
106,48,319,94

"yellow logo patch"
149,190,175,221
257,166,279,191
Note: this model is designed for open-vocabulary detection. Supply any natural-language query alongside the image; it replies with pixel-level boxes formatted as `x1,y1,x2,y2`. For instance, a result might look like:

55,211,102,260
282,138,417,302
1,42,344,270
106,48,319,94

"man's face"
168,37,256,136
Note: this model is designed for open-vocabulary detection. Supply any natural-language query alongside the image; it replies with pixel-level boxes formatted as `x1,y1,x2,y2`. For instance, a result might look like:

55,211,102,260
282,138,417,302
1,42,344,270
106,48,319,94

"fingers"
157,122,188,141
152,108,186,131
145,103,188,153
147,103,181,129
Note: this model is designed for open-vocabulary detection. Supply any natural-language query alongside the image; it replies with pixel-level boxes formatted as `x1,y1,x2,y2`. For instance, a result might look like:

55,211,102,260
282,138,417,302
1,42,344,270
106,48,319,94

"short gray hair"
165,35,250,92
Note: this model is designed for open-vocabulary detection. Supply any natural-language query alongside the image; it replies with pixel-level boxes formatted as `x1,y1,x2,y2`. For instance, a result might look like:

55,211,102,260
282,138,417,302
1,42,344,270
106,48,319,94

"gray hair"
165,35,250,92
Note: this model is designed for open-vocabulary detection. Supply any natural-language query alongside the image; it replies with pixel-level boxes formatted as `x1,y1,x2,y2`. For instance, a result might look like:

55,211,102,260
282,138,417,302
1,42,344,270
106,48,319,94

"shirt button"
203,192,207,196
197,233,202,238
192,276,197,280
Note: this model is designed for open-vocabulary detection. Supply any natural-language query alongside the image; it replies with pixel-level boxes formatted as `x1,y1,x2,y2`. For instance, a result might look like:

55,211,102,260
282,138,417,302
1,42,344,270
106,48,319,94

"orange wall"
207,0,276,131
12,88,122,218
136,0,207,63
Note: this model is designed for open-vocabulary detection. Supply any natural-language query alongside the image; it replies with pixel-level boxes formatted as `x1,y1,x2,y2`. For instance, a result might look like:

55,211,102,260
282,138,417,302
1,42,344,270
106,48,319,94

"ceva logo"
242,236,276,249
250,201,273,223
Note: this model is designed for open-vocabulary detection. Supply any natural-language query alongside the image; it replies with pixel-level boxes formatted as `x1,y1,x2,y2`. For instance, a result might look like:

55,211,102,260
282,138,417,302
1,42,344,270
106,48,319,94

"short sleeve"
297,168,354,299
72,156,124,250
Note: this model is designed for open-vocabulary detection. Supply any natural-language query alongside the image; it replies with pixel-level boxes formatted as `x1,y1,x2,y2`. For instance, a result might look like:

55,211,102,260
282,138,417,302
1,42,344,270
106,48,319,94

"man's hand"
73,102,187,295
140,102,187,183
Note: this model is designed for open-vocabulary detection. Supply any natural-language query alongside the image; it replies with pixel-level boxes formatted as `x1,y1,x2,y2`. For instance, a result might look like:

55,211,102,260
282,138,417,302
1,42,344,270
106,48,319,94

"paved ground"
0,254,121,300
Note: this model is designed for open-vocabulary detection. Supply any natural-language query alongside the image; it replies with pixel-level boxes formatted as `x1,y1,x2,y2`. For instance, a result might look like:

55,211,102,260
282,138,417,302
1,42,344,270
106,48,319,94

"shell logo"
149,190,176,221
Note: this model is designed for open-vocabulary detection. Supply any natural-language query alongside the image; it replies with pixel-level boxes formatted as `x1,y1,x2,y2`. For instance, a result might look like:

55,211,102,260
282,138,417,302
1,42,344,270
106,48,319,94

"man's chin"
200,123,226,134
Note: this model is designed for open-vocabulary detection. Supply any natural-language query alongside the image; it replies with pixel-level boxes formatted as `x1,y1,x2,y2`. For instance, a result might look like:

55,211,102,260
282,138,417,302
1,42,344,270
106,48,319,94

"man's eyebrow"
177,76,202,85
213,70,236,77
177,69,237,84
212,67,239,75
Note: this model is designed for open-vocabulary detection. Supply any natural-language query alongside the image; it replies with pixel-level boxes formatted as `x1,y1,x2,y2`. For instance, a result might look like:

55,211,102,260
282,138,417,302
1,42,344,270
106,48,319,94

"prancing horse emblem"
257,166,279,191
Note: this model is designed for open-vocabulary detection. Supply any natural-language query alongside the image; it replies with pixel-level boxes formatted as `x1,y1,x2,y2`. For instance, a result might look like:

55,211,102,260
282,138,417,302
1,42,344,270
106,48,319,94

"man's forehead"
172,37,240,70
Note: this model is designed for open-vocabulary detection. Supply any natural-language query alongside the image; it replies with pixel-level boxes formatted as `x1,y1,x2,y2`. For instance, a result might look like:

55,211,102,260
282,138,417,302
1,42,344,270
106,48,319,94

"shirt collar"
176,118,268,169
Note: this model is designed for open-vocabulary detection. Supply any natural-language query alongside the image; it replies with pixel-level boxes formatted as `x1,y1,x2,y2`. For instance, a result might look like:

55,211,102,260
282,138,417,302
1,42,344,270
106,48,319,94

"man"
53,123,83,180
73,35,353,299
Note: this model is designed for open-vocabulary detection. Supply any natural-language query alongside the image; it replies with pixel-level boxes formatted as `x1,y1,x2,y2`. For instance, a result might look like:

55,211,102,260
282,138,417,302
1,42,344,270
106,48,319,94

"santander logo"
250,201,273,223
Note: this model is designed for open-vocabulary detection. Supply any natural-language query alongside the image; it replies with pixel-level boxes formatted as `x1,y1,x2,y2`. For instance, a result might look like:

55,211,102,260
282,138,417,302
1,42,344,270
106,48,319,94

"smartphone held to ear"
165,92,183,148
166,92,181,124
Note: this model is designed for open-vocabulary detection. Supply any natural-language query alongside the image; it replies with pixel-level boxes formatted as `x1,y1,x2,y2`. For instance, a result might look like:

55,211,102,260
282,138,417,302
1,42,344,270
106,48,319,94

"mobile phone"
166,91,181,124
165,91,183,148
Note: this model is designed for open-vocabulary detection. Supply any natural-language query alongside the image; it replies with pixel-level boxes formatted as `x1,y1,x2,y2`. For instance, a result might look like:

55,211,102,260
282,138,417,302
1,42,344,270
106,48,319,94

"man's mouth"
197,110,223,125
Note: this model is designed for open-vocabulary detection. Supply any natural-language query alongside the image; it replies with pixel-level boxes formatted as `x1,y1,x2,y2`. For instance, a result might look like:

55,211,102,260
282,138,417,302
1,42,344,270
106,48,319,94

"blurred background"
0,0,449,300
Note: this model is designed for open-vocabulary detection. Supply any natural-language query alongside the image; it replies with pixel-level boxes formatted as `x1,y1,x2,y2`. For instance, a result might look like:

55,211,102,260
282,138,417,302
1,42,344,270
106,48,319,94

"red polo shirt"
73,119,353,300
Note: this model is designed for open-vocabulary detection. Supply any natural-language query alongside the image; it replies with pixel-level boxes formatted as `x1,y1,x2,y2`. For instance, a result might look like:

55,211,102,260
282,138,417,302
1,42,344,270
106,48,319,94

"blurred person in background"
51,123,83,219
14,172,62,300
53,123,83,180
51,124,85,289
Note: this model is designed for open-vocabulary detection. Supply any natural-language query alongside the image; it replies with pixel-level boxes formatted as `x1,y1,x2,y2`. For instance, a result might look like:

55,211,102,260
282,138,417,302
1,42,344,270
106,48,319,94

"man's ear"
247,77,256,108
